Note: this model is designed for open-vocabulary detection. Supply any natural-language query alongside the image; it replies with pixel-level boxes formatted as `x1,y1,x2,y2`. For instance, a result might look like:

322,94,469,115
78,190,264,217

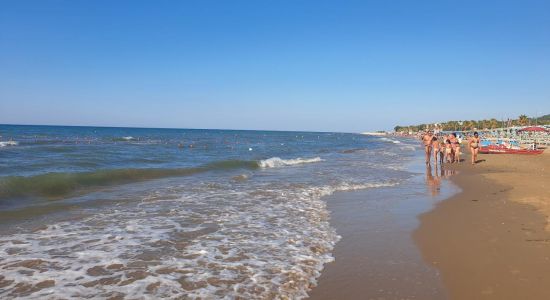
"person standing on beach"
421,130,434,164
439,138,445,164
449,133,460,163
431,136,440,165
469,131,481,165
444,139,453,163
454,134,461,163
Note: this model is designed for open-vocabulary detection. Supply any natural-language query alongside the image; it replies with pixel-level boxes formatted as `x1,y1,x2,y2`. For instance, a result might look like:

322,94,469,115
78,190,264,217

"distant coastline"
394,114,550,134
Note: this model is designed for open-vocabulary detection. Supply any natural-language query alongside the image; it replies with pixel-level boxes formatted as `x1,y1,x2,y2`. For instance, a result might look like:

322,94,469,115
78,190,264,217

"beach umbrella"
517,126,548,132
517,127,548,149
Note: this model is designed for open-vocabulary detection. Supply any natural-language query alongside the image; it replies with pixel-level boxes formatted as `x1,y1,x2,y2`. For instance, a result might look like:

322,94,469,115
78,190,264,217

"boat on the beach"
479,144,544,155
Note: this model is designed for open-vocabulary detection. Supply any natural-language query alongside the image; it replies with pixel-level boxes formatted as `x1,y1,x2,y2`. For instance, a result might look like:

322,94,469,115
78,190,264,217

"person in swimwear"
450,133,460,163
431,136,440,165
444,139,453,163
421,130,434,164
439,138,445,165
469,131,481,165
445,134,454,162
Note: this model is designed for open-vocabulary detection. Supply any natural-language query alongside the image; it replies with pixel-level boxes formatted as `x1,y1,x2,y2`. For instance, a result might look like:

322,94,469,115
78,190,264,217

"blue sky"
1,0,549,132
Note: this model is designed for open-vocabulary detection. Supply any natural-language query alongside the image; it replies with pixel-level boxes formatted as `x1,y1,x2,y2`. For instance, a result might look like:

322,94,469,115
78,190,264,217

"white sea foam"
400,145,417,151
122,136,135,141
334,181,398,191
379,137,402,144
258,157,323,168
232,174,249,181
0,179,398,299
0,141,18,147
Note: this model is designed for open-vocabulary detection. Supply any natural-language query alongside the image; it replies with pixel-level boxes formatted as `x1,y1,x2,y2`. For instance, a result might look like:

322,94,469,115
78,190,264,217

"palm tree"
489,118,498,129
448,121,459,131
464,120,475,131
518,115,529,126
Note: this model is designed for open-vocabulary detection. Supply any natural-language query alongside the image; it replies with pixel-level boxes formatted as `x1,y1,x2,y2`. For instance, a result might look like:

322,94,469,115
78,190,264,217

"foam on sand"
0,179,397,299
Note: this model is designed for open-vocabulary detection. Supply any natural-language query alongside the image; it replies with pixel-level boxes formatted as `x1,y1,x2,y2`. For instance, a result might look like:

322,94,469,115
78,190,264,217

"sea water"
0,125,419,299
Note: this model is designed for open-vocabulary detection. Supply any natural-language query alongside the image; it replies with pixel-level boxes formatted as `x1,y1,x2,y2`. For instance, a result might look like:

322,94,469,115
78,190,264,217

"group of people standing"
422,131,481,165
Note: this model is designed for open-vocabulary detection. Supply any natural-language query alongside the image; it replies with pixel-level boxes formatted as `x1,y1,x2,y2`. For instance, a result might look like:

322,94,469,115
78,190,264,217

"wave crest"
111,136,136,142
258,157,323,168
0,160,259,201
0,141,18,147
0,157,324,201
379,137,401,144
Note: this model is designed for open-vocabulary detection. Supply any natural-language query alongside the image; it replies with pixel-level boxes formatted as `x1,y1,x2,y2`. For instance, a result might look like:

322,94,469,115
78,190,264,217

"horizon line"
0,123,358,135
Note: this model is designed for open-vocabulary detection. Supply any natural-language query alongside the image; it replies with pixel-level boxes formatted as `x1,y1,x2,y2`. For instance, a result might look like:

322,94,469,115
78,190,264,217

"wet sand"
310,160,457,299
310,150,550,299
414,151,550,299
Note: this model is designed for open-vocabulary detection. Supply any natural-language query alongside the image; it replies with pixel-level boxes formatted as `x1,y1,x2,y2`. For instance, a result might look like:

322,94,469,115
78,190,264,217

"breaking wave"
112,136,137,142
0,157,324,201
0,141,18,147
258,157,323,168
379,137,401,144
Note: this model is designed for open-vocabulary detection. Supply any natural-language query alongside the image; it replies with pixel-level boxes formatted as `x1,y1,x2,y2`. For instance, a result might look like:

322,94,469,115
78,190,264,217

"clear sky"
1,0,549,132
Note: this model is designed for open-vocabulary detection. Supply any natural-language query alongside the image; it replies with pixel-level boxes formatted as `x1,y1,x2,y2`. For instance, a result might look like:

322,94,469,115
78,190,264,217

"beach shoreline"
309,152,457,299
414,151,550,299
0,127,425,299
310,149,549,299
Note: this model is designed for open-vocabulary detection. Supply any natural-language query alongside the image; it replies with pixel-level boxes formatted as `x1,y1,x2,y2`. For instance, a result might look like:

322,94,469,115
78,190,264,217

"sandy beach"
414,151,550,299
310,158,456,299
310,149,549,299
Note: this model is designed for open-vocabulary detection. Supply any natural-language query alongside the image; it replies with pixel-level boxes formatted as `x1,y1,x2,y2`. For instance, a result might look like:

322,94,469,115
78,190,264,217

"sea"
0,125,420,299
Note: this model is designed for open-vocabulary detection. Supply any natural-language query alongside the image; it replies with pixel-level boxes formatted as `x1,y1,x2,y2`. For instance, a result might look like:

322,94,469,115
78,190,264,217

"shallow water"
310,159,460,299
0,125,420,299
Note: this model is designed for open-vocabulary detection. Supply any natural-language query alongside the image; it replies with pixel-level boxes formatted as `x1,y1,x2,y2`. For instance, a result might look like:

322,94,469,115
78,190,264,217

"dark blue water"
1,125,335,177
0,124,420,299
